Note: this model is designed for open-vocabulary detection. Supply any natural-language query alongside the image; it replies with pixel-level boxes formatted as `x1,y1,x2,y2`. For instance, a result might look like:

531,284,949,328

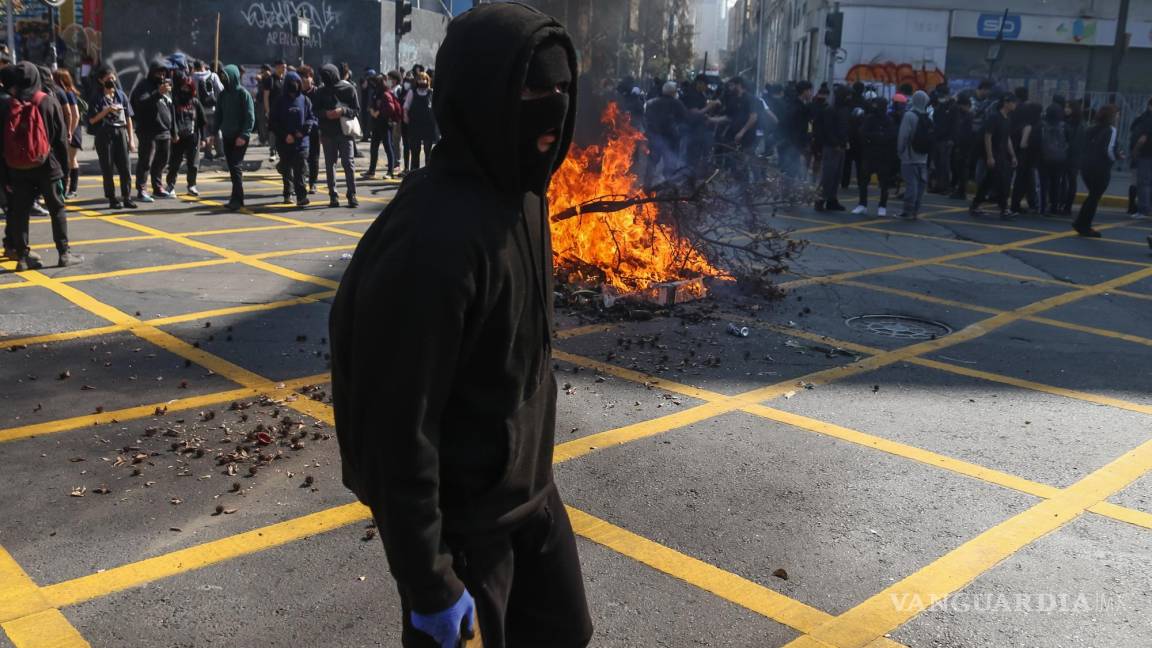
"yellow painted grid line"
0,548,89,646
785,434,1152,648
803,240,1152,303
27,217,374,253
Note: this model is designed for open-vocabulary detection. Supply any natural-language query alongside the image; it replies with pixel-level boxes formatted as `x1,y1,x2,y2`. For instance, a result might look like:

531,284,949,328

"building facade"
749,0,1152,95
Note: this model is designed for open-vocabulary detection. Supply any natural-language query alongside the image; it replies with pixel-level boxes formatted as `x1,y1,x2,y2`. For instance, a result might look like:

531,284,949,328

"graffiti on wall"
845,61,946,91
241,0,339,49
106,47,150,94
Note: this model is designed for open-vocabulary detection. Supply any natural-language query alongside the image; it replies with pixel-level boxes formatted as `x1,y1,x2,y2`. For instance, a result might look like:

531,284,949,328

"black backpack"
1041,122,1068,163
198,76,218,109
911,113,933,154
1085,125,1114,168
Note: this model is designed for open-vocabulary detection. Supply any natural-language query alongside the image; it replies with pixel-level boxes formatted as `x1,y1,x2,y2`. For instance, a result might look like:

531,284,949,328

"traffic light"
396,0,413,37
824,11,844,49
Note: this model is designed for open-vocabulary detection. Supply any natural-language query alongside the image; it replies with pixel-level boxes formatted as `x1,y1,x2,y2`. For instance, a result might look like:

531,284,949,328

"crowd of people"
0,53,442,272
617,74,1152,237
4,50,1152,272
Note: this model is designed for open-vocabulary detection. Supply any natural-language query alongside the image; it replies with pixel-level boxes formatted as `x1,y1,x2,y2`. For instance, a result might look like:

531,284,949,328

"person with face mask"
215,64,255,210
269,71,317,206
1,62,80,270
315,63,360,207
87,66,137,210
363,73,401,179
129,60,175,201
402,71,436,171
329,5,593,648
165,72,205,197
299,65,322,194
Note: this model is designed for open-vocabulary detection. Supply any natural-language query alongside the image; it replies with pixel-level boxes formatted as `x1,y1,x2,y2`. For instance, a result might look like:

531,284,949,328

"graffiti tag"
845,62,946,92
241,1,339,34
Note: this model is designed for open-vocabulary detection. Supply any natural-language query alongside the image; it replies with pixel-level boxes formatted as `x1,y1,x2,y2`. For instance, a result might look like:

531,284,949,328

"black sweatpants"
135,135,171,193
166,134,200,189
1010,158,1038,211
1074,168,1110,231
307,126,321,188
94,127,132,200
857,158,892,207
276,147,308,200
8,170,68,254
972,160,1011,212
222,137,249,205
385,489,593,648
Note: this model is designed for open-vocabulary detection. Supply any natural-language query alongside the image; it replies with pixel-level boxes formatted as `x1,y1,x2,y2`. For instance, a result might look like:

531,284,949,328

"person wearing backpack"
896,90,932,220
316,63,360,208
363,74,400,179
0,62,80,270
1038,104,1069,216
1074,104,1122,237
87,66,137,211
193,59,222,161
165,72,205,197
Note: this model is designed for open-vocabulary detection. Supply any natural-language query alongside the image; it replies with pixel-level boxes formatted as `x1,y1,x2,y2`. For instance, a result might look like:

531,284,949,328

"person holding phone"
87,66,137,210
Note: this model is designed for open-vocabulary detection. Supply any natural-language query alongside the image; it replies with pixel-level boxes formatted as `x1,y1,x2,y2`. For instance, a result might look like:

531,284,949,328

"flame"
549,103,720,292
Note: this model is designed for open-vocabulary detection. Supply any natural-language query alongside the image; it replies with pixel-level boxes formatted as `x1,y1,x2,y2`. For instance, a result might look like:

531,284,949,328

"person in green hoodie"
215,64,255,210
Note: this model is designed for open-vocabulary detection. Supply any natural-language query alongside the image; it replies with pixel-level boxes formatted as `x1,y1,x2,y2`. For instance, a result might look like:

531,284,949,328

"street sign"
296,15,311,39
39,0,67,7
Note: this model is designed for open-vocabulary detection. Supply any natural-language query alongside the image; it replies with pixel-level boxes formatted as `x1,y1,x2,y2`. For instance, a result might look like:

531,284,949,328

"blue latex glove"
410,589,476,648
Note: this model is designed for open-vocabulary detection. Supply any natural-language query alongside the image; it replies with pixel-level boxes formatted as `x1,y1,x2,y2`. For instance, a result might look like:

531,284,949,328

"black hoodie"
315,63,360,140
0,62,68,182
329,3,577,614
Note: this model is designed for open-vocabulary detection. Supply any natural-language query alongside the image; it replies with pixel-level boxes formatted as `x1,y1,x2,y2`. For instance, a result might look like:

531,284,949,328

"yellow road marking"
79,212,341,290
1,609,91,648
567,506,840,634
785,435,1152,647
40,502,371,609
0,374,325,444
0,547,90,646
0,290,334,352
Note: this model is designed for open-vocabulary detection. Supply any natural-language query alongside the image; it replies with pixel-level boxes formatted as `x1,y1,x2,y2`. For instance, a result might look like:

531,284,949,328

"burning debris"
549,103,806,309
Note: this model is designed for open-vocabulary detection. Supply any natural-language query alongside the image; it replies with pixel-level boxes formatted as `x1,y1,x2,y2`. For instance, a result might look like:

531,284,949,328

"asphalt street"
1,156,1151,648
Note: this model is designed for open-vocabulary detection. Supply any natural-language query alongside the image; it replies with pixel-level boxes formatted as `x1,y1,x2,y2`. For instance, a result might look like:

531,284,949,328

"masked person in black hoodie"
0,62,80,270
165,72,205,197
316,63,360,208
130,61,175,202
329,5,593,648
270,71,317,206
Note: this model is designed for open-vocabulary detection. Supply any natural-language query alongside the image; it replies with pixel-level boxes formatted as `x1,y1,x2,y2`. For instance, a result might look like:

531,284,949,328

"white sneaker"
877,206,887,217
851,204,868,215
1131,212,1149,220
187,185,200,196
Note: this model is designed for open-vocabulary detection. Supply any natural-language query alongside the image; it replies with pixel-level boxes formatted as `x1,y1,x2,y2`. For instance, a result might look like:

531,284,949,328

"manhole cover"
844,315,952,340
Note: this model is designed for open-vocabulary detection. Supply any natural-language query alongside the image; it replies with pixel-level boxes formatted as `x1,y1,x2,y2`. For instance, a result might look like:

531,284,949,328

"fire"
549,103,720,292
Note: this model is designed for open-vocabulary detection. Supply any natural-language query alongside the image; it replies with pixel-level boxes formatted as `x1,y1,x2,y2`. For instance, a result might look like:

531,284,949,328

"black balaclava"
517,40,570,193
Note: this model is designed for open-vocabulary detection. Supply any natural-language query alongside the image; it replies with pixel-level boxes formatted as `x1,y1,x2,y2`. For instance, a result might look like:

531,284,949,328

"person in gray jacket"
896,90,930,219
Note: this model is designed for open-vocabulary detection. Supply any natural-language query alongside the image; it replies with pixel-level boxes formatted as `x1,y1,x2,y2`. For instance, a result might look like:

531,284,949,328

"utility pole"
1107,0,1130,97
6,0,16,63
754,0,767,91
824,2,841,86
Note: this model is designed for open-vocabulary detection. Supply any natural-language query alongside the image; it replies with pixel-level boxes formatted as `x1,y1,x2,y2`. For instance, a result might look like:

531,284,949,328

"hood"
221,65,241,90
9,62,41,100
429,2,578,199
319,64,340,88
284,71,302,96
911,90,929,113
